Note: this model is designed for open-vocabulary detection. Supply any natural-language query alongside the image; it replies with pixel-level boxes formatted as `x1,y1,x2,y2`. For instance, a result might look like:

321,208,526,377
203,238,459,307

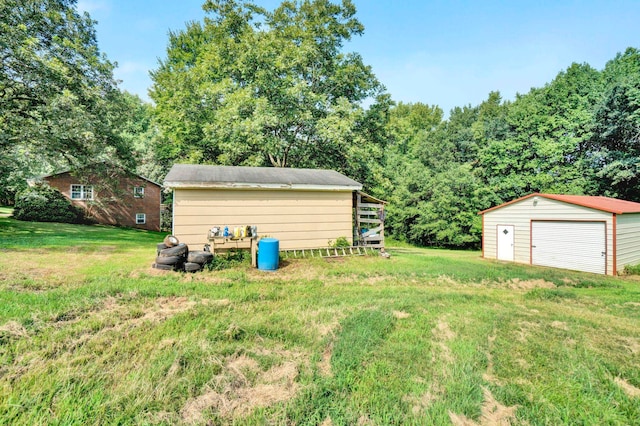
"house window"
133,186,144,198
136,213,146,224
70,184,93,200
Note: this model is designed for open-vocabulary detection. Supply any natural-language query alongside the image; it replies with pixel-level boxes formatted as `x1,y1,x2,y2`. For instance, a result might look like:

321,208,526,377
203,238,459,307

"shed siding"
616,213,640,270
483,197,613,274
173,189,353,249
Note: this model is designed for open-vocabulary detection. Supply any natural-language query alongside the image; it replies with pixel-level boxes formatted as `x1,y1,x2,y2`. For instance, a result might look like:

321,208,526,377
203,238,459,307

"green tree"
477,63,602,202
116,92,164,182
380,101,494,248
0,0,131,201
150,0,387,184
589,48,640,200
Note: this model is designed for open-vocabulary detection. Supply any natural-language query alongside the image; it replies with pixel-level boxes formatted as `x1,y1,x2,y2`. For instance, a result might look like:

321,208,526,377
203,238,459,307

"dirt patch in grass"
318,342,333,377
300,307,344,337
437,275,460,286
0,320,29,339
181,352,301,423
363,275,389,285
321,416,333,426
449,386,518,426
202,298,231,307
404,390,437,414
227,355,260,379
507,278,556,290
65,296,202,350
245,258,321,282
433,320,456,341
114,296,198,325
614,377,640,398
393,310,411,319
516,320,540,343
550,321,568,330
432,319,456,365
357,415,375,425
479,387,518,425
619,336,640,355
317,321,338,337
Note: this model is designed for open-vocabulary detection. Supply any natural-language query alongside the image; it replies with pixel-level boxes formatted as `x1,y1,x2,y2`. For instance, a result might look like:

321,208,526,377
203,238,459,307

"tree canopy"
150,0,388,185
3,0,640,250
0,0,132,203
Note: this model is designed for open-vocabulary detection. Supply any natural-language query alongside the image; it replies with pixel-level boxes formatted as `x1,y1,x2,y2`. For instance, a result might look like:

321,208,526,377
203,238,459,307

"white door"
531,221,606,274
497,225,515,261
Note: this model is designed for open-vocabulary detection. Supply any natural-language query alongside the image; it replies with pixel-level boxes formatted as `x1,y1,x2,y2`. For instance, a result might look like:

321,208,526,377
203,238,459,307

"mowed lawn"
0,212,639,425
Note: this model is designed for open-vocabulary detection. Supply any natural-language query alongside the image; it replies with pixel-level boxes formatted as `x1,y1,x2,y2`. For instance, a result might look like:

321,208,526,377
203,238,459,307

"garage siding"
483,197,613,274
616,213,640,270
173,189,353,249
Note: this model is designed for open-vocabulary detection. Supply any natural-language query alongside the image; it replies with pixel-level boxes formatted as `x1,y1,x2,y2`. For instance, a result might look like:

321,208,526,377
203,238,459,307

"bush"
623,263,640,275
329,236,351,248
13,184,89,224
207,249,250,271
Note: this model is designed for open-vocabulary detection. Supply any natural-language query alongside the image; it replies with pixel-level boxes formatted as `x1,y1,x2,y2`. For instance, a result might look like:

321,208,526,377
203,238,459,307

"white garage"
480,193,640,275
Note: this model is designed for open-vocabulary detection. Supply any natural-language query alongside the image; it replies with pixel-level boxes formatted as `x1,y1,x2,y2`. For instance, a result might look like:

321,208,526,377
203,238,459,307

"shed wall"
173,189,353,249
483,197,613,274
616,213,640,270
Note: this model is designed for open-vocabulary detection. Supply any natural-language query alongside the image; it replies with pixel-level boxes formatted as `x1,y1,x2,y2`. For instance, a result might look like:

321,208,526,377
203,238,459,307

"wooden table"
207,236,258,267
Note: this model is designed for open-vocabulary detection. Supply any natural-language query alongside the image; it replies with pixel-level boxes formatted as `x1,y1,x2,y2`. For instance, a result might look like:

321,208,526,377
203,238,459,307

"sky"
78,0,640,115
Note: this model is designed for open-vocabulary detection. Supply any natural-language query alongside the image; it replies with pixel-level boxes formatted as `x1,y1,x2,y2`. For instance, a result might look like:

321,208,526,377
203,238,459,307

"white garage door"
531,221,606,274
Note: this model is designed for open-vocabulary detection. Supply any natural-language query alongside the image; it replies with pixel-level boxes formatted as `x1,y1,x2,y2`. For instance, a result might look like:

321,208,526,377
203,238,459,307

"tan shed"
479,193,640,275
164,164,367,250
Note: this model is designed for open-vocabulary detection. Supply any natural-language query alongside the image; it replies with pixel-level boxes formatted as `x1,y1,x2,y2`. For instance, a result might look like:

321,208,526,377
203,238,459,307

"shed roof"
480,193,640,215
164,164,362,191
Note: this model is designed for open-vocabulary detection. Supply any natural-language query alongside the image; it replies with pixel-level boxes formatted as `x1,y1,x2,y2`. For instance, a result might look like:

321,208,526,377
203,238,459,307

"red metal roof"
479,193,640,215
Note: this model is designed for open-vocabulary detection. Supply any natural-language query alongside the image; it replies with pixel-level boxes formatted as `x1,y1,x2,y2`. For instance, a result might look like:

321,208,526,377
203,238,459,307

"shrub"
207,249,250,271
13,184,89,224
623,263,640,275
329,236,351,248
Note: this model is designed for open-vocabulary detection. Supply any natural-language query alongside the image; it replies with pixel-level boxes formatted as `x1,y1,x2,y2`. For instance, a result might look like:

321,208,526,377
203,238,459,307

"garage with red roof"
479,193,640,275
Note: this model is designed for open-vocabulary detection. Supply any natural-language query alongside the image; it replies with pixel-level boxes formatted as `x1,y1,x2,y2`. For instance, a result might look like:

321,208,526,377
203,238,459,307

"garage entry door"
531,221,606,274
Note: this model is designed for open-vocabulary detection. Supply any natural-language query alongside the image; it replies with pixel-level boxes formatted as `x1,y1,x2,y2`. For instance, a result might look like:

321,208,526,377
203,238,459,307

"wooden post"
251,238,257,268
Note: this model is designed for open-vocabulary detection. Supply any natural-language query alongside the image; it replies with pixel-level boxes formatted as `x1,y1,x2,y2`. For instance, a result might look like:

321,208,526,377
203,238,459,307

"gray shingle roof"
163,164,362,190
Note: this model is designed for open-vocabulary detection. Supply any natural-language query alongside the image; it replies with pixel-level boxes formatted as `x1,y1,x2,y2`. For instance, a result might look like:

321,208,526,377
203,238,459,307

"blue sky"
79,0,640,114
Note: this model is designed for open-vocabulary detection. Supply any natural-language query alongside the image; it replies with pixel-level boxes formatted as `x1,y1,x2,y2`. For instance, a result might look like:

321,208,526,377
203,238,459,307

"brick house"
41,165,162,231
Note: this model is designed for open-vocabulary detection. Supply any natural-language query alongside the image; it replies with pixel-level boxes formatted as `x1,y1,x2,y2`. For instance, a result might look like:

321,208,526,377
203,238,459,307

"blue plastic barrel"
257,238,279,271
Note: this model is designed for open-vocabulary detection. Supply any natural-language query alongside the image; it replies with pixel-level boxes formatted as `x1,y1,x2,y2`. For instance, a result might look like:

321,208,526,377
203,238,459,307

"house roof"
38,164,162,187
163,164,363,191
480,193,640,215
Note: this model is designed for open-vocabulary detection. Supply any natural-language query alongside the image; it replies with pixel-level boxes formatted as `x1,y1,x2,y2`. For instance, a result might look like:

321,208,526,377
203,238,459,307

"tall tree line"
382,48,640,248
2,0,639,250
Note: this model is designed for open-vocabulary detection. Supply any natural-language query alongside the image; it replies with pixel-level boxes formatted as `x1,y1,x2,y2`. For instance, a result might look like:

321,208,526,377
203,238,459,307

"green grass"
0,215,639,425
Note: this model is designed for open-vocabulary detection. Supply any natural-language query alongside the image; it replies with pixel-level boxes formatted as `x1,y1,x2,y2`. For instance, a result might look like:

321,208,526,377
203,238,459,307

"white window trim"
136,213,146,224
133,186,145,198
70,184,94,200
